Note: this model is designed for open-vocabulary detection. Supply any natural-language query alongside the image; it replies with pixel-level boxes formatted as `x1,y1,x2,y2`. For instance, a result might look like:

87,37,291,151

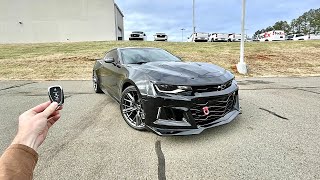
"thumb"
41,102,59,118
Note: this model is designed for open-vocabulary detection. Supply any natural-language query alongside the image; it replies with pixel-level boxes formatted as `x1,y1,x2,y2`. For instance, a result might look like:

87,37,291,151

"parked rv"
129,31,147,41
228,34,242,42
188,32,209,42
154,33,168,41
259,30,285,41
209,33,229,42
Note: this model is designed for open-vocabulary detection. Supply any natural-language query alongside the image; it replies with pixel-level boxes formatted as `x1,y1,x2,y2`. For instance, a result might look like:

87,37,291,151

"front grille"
131,34,140,37
192,80,232,93
157,35,166,38
190,92,236,126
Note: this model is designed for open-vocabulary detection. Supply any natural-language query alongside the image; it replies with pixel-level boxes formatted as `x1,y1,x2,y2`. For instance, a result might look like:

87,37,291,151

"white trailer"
259,30,285,41
209,33,229,42
187,32,209,42
228,33,242,42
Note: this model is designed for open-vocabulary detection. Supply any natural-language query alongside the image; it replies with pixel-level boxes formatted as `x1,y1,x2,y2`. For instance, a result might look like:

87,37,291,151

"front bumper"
129,37,144,41
141,83,240,135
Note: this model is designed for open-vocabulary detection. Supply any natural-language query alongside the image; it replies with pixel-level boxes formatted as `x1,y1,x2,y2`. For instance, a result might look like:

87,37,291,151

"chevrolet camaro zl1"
92,47,240,135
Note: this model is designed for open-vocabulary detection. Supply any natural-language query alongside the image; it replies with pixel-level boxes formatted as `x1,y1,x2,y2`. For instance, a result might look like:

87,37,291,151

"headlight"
154,84,192,94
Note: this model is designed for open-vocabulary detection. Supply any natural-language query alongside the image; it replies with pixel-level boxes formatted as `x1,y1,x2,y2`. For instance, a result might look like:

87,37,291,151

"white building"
0,0,124,43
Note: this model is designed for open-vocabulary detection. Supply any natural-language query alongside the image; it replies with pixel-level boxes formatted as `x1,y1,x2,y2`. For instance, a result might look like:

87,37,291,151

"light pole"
192,0,195,33
181,28,185,42
237,0,248,74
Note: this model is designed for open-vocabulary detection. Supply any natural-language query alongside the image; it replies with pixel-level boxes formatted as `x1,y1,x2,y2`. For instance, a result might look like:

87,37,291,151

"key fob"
48,85,64,106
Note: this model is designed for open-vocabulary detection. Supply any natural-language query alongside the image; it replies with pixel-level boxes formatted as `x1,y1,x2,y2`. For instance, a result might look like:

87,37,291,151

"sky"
115,0,320,42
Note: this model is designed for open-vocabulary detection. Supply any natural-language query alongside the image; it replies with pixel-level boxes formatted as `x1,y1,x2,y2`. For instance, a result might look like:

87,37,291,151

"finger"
29,101,51,113
56,106,63,110
48,110,60,119
47,114,61,129
41,102,59,118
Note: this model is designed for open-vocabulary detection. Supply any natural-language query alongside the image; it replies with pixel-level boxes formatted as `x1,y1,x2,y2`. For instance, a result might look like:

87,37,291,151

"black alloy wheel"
93,71,102,93
120,86,146,130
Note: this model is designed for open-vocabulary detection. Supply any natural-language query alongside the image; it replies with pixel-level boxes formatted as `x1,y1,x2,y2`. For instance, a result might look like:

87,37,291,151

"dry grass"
0,40,320,80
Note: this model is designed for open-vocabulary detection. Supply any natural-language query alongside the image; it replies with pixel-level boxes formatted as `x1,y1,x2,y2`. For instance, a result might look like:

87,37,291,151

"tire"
211,39,214,42
93,71,103,93
120,86,146,131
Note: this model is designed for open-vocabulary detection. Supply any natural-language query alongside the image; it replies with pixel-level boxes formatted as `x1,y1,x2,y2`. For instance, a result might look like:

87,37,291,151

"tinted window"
120,48,181,64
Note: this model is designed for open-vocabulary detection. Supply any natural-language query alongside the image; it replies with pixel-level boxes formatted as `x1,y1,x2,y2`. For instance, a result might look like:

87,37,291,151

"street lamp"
181,28,185,42
237,0,248,74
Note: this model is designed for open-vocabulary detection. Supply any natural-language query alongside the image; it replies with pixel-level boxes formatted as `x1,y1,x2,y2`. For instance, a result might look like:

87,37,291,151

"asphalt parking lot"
0,77,319,180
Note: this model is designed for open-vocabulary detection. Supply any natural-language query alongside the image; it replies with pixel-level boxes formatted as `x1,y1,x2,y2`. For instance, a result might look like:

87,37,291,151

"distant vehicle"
246,37,253,42
209,33,229,42
259,30,285,41
228,34,242,42
188,32,209,42
153,33,168,41
292,34,307,41
307,33,320,40
286,35,294,40
129,31,147,41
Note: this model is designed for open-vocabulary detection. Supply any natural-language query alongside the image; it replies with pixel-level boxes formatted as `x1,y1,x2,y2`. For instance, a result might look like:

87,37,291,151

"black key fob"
48,85,64,106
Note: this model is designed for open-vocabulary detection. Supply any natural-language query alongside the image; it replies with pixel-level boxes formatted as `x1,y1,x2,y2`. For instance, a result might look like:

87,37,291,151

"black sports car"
93,47,240,135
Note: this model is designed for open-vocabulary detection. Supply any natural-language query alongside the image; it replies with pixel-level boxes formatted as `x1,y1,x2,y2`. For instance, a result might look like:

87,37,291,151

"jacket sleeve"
0,144,38,180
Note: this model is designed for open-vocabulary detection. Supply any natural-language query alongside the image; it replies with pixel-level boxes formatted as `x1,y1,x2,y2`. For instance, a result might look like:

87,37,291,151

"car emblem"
202,107,210,116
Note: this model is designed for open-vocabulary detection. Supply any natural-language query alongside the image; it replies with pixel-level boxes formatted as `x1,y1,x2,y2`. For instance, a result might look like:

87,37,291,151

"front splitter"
146,110,240,136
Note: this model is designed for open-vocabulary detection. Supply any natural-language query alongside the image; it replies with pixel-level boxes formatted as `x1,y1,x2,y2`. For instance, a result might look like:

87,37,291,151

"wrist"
11,134,38,151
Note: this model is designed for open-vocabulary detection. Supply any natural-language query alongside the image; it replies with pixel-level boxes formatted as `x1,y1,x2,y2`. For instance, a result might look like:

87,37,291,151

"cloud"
115,0,320,41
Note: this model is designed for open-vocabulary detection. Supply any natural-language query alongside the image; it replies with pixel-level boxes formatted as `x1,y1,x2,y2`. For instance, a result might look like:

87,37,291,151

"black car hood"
128,61,233,85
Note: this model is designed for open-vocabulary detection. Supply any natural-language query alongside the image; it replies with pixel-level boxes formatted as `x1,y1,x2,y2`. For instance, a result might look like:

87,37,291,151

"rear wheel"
93,71,102,93
120,86,146,130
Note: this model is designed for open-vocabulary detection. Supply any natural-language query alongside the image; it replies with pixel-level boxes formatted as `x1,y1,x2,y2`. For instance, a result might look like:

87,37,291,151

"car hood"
128,61,233,85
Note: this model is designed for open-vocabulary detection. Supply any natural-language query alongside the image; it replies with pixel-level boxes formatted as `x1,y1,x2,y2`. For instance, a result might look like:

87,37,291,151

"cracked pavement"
0,77,319,180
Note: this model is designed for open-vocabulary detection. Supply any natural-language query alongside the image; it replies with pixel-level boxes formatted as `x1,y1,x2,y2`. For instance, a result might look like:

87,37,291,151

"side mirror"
104,57,115,63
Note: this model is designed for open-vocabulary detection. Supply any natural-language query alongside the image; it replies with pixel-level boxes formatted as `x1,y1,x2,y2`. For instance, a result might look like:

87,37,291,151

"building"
0,0,124,43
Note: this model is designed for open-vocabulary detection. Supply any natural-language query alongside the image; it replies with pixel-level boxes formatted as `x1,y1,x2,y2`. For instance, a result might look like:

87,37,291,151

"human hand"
11,101,62,151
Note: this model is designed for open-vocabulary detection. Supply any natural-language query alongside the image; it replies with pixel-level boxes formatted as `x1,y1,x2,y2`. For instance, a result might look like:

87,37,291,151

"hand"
11,101,62,151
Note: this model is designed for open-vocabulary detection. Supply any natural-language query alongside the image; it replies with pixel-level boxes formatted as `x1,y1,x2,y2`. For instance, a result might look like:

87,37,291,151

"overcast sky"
115,0,320,41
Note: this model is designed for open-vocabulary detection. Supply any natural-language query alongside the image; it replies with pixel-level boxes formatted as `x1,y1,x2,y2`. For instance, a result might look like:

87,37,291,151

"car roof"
118,47,162,50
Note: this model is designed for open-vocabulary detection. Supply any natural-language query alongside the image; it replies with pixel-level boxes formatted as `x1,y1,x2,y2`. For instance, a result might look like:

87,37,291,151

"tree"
273,21,290,34
255,8,320,35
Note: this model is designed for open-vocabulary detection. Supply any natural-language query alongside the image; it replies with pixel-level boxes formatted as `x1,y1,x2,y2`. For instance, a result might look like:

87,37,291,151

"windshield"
120,48,181,64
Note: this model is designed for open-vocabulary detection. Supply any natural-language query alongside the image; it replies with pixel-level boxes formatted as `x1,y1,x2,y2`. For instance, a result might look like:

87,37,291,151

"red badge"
202,107,210,116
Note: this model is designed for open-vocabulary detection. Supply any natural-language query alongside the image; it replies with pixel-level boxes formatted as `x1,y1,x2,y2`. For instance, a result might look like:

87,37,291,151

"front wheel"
93,71,102,93
120,86,146,130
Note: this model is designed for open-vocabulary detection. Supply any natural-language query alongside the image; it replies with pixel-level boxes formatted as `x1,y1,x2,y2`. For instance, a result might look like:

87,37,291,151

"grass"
0,40,320,80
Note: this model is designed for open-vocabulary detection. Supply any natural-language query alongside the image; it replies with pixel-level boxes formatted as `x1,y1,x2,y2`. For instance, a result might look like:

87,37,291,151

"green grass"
0,40,320,80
